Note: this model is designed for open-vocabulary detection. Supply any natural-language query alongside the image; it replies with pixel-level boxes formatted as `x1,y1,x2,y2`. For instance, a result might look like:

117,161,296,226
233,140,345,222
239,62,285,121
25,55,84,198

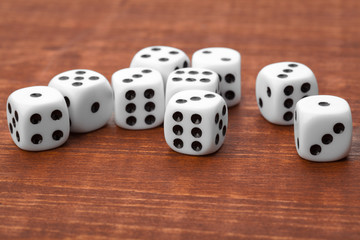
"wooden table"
1,0,359,239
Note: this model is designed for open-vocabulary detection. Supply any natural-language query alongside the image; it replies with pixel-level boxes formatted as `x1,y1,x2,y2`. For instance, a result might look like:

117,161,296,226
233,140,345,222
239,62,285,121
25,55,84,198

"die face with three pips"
164,90,228,156
192,47,241,107
256,62,318,125
6,86,70,151
294,95,352,162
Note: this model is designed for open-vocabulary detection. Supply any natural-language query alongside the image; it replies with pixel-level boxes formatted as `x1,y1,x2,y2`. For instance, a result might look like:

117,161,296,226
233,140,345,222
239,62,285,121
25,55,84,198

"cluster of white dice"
6,46,241,156
6,46,353,161
255,62,353,162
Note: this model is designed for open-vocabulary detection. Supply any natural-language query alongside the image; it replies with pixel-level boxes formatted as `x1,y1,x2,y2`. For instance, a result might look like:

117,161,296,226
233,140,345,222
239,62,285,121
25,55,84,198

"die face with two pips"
165,68,219,105
192,47,241,107
164,90,228,156
49,69,113,133
6,86,70,151
112,67,165,130
256,62,318,125
130,46,190,86
294,95,352,162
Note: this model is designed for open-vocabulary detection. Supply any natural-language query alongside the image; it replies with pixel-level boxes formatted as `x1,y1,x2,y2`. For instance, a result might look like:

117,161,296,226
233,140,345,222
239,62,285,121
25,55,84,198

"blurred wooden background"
0,0,359,239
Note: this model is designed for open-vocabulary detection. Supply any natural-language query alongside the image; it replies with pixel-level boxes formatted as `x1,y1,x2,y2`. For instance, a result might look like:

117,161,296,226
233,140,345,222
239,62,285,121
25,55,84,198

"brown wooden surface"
1,0,360,239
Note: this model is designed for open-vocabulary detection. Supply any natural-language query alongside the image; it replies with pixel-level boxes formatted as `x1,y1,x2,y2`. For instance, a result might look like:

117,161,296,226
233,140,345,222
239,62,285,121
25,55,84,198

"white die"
112,67,164,130
192,47,241,107
130,46,190,86
256,62,318,125
164,90,228,156
165,68,219,105
294,95,352,162
49,69,113,133
6,86,70,151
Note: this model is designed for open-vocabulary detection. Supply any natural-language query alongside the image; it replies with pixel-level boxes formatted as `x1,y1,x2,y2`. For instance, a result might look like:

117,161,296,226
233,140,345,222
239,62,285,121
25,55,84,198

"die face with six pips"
49,69,113,133
256,62,318,125
130,46,190,87
6,86,70,151
294,95,352,162
164,90,228,156
165,67,219,105
112,67,165,130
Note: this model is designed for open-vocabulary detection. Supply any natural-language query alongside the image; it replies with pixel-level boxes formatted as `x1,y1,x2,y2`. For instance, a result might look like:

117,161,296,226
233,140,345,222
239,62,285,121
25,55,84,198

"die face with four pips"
192,47,241,107
6,86,70,151
112,67,165,130
49,69,113,133
130,46,190,86
164,90,228,156
294,95,352,162
165,68,219,105
256,62,318,125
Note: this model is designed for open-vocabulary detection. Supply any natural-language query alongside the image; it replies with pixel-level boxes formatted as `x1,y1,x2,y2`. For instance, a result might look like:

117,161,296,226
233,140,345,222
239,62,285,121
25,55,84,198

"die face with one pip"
256,62,318,125
165,68,219,105
49,69,113,133
130,46,190,86
294,95,352,162
6,86,70,151
164,90,228,156
192,47,241,107
112,67,164,130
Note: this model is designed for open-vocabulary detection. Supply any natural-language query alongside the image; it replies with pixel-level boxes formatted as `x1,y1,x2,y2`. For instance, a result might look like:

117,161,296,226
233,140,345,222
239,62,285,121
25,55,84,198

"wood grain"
0,0,360,239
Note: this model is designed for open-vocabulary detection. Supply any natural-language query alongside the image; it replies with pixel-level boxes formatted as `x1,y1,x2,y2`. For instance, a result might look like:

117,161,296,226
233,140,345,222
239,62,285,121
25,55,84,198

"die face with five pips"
130,46,190,87
294,95,352,162
164,90,228,156
6,86,70,151
112,67,165,130
256,62,318,125
49,69,113,133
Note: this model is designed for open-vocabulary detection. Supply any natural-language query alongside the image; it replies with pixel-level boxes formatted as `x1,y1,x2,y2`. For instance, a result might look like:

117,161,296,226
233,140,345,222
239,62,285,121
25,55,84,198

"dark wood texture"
1,0,360,239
